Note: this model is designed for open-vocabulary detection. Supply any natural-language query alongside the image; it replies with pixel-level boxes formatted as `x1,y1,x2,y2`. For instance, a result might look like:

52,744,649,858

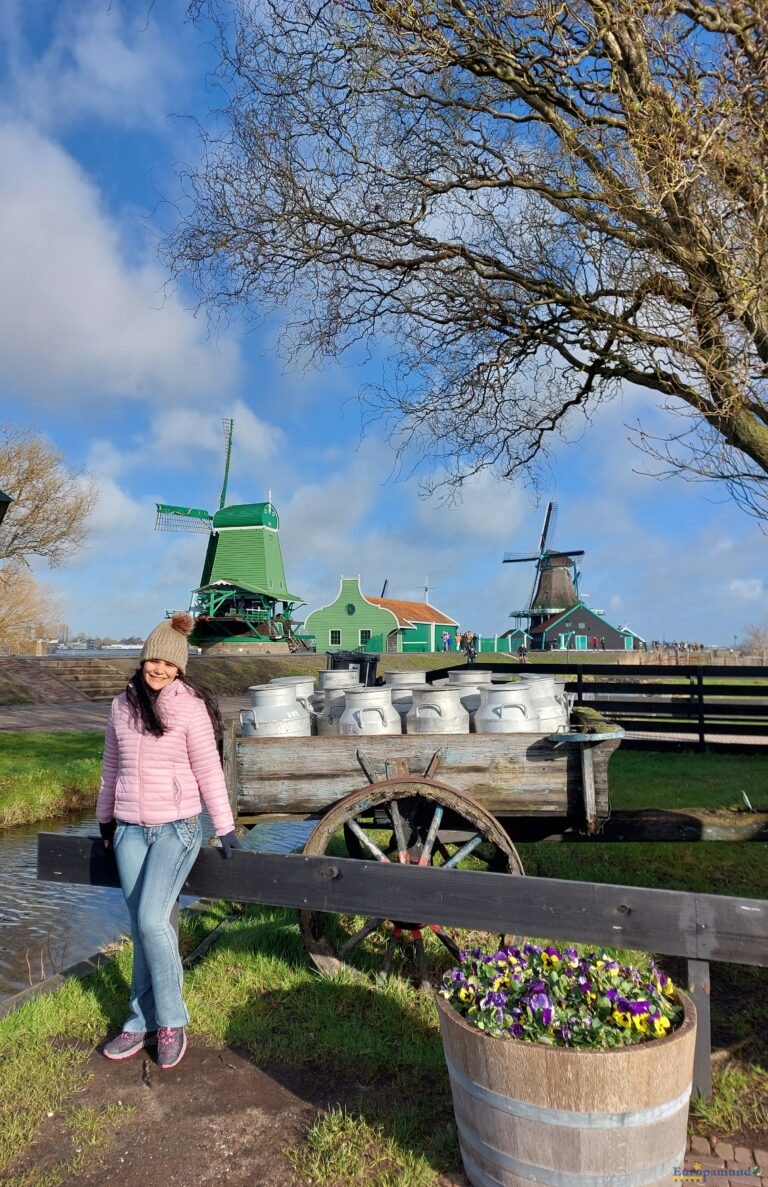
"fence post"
576,665,584,704
687,959,712,1098
696,670,705,750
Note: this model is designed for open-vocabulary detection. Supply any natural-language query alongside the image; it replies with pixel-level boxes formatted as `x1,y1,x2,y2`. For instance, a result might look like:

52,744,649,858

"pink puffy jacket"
95,679,235,836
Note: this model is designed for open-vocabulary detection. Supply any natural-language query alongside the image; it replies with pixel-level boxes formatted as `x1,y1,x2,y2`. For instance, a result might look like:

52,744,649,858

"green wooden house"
303,577,458,653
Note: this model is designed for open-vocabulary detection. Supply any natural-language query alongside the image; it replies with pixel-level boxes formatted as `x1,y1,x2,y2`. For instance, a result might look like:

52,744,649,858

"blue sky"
0,0,765,646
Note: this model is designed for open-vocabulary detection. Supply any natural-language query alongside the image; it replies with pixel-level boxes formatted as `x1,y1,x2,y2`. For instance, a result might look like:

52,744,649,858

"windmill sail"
155,504,213,533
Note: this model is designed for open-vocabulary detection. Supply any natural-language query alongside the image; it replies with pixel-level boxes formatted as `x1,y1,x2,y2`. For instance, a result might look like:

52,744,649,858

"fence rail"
425,662,768,751
37,834,768,1099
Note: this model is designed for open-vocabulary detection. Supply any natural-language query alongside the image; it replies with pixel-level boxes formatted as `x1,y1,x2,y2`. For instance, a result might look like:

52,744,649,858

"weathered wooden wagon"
223,711,624,985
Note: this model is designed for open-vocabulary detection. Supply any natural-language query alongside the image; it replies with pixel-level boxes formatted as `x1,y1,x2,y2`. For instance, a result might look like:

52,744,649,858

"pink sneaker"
157,1026,187,1069
102,1030,154,1061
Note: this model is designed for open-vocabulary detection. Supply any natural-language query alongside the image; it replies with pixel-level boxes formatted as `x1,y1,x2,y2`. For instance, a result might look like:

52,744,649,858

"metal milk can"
339,686,402,736
269,675,318,734
520,674,570,732
405,686,469,735
240,683,311,737
474,684,534,734
384,669,428,724
447,669,494,729
315,681,364,736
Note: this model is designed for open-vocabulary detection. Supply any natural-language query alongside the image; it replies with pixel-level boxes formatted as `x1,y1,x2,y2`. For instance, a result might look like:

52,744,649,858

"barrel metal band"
445,1056,691,1128
460,1131,687,1187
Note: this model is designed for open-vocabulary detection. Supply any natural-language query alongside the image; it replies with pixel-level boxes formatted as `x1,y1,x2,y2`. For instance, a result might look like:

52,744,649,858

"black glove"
99,820,116,848
220,831,244,858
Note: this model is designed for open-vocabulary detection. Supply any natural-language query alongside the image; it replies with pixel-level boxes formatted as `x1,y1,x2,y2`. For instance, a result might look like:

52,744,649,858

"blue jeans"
113,817,202,1031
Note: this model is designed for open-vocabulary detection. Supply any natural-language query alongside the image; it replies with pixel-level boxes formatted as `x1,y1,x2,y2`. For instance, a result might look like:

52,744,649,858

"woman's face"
142,658,179,692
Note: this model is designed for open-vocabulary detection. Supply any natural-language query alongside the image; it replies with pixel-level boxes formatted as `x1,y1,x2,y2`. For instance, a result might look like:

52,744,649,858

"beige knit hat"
139,612,194,674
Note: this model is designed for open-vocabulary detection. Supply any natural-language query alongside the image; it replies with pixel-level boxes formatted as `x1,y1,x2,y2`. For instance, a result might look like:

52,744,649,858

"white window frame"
359,629,372,646
329,629,341,646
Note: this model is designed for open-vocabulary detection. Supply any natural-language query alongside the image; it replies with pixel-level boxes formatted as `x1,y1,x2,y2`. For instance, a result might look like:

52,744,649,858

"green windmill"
155,418,304,650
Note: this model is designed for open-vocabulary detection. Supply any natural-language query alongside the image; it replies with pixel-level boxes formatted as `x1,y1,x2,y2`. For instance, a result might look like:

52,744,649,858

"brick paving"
684,1135,766,1182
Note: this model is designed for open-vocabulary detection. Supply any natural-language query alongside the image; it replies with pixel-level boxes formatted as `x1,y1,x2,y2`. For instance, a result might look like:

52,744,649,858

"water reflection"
0,811,212,1000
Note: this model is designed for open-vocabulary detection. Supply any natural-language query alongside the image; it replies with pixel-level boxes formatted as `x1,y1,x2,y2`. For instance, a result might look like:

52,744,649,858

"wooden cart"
223,721,623,985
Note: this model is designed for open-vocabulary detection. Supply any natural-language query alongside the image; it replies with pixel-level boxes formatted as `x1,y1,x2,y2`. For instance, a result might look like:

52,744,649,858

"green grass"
0,733,104,829
609,748,768,811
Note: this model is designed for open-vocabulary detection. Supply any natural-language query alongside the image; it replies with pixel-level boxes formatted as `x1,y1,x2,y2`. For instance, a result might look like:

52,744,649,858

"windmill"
154,418,304,651
503,501,585,633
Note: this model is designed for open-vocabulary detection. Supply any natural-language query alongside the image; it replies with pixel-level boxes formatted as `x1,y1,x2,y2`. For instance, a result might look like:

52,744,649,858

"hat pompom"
170,612,195,637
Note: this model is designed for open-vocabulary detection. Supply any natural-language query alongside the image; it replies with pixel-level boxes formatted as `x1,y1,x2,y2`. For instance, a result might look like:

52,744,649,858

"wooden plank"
687,959,712,1098
38,835,768,967
223,719,238,821
593,699,768,719
579,681,768,698
234,733,617,820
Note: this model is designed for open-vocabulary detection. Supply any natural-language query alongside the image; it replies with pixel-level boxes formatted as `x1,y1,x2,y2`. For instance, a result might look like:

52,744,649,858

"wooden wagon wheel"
298,776,524,987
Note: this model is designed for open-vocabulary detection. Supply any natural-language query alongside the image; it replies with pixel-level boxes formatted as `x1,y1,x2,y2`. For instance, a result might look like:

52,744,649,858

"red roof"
367,596,458,628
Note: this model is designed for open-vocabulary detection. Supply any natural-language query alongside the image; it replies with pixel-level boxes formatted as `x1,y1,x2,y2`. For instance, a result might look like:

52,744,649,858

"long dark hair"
126,667,223,746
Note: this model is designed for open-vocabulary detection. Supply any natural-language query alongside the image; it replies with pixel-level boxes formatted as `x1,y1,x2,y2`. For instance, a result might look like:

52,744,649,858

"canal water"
0,810,213,1001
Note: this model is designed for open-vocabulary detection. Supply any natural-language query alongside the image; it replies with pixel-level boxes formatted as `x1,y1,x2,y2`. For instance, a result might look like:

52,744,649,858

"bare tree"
170,0,768,510
0,568,65,655
0,424,98,571
743,622,768,664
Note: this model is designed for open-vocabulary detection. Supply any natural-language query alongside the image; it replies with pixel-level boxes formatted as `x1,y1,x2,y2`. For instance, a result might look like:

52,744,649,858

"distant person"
466,639,477,665
600,636,606,651
441,630,450,652
592,635,598,650
518,642,528,664
472,632,479,651
96,612,242,1070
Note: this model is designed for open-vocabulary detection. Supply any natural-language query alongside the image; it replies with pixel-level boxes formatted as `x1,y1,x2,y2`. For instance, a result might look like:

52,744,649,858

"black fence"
427,662,768,752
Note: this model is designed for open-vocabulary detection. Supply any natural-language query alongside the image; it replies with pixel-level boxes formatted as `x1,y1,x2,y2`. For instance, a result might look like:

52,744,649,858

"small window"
578,622,586,629
564,621,571,627
359,629,372,645
329,629,341,646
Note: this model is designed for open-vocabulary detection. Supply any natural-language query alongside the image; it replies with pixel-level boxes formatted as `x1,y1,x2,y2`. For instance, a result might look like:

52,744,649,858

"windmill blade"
503,553,540,563
538,501,557,554
155,504,213,534
218,417,234,510
380,578,389,597
545,549,585,559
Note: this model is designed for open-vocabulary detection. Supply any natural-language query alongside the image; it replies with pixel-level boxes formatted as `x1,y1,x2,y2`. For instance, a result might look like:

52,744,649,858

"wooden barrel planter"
436,991,696,1187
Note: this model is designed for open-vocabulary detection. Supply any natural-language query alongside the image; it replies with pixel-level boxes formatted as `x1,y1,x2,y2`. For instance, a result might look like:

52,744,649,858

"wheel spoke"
431,927,463,961
345,819,390,862
338,917,384,956
381,933,398,977
440,832,484,869
388,800,410,862
416,804,444,866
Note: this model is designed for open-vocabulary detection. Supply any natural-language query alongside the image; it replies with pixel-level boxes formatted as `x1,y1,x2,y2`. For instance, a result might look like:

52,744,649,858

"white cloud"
1,0,186,133
729,578,764,602
0,121,239,408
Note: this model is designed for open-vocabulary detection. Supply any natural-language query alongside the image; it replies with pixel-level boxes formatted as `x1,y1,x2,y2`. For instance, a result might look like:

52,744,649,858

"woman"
96,611,242,1069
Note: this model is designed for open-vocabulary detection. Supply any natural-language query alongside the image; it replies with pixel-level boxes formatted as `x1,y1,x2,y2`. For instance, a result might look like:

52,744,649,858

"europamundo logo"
673,1165,762,1182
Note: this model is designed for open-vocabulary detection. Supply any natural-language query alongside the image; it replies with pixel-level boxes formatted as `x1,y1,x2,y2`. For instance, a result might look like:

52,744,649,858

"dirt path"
4,1040,465,1187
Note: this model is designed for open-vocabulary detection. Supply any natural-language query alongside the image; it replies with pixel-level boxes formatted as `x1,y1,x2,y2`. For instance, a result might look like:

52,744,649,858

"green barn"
303,577,458,653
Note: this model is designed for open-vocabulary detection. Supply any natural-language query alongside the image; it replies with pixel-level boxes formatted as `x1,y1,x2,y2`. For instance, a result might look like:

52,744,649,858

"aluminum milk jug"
241,683,311,737
339,686,402,736
474,684,534,734
315,681,364,736
405,686,469,735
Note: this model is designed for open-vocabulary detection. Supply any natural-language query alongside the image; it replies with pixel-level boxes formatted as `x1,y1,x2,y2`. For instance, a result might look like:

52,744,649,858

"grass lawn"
0,736,765,1182
609,748,768,811
0,732,104,829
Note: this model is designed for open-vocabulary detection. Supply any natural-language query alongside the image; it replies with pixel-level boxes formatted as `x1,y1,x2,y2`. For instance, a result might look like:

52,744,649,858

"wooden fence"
37,834,768,1099
426,661,768,751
